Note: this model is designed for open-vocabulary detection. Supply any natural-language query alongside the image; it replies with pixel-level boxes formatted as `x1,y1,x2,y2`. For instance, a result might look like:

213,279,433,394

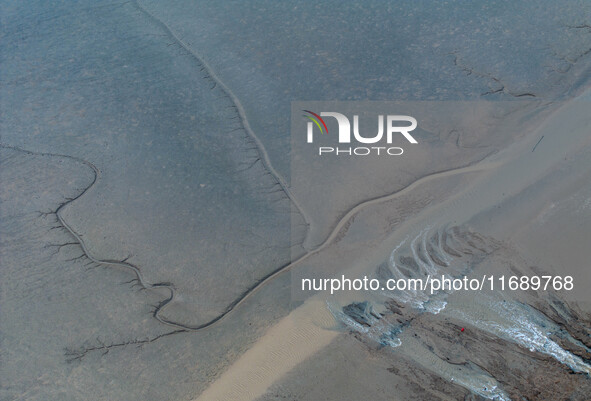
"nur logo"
303,110,418,156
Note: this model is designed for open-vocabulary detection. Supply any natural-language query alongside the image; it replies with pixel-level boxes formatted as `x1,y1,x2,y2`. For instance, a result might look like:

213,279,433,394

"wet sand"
2,1,591,401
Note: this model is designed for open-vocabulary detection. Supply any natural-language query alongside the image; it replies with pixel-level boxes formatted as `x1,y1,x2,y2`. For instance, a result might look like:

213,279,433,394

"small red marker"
460,327,465,332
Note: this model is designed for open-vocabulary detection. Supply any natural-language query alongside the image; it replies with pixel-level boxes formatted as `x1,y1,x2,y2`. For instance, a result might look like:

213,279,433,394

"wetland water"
2,1,591,400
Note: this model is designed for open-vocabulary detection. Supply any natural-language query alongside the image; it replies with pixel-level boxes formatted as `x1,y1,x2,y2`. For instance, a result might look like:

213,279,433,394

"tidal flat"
2,1,591,400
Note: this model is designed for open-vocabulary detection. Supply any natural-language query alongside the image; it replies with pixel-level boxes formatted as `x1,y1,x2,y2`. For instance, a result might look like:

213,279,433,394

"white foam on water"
326,301,401,348
453,297,591,375
329,224,590,401
396,334,511,401
383,230,460,313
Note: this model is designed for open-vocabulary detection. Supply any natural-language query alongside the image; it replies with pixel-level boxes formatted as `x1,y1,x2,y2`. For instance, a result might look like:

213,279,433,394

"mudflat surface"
2,1,591,401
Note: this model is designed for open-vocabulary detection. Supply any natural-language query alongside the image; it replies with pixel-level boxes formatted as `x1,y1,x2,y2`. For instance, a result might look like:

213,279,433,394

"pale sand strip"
195,297,338,401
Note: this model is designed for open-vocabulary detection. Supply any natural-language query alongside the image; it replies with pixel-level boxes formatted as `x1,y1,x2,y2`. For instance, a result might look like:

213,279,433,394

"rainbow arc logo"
303,110,328,142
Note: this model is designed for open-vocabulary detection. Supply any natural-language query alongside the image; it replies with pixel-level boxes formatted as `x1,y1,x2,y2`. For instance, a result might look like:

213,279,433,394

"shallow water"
329,224,591,399
3,1,591,400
